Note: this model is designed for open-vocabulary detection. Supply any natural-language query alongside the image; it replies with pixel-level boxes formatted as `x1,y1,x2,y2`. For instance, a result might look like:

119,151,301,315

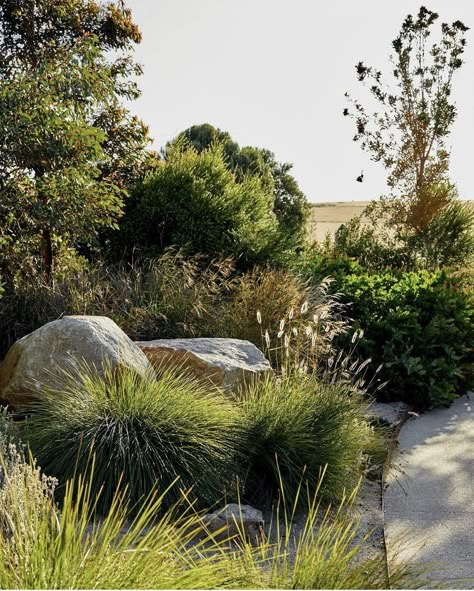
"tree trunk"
40,228,53,282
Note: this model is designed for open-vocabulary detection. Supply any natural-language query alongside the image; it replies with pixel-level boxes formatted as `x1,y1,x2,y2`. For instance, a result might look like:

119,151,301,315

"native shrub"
337,270,474,408
113,141,287,267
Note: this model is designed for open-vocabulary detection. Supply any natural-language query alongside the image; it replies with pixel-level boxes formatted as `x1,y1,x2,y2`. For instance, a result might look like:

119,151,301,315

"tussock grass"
21,366,243,514
0,437,422,590
218,268,349,370
238,374,381,508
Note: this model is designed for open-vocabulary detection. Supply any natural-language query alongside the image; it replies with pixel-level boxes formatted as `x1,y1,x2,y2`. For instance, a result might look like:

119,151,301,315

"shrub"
334,194,474,272
337,270,474,408
172,124,310,253
21,367,244,514
113,140,288,267
238,374,380,507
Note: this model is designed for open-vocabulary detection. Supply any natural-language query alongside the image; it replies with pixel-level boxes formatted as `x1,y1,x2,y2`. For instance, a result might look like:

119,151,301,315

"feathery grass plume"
237,373,381,508
0,249,236,357
21,365,244,514
219,268,349,373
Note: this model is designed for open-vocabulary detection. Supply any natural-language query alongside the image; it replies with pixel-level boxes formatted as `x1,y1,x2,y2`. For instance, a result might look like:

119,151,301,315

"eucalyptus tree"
0,0,149,279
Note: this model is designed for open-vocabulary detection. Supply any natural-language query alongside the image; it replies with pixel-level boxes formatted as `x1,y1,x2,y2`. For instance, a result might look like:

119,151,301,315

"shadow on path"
384,395,474,589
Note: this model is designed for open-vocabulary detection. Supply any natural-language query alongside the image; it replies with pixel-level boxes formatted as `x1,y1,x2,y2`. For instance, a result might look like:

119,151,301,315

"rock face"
135,338,272,392
201,504,264,544
0,316,152,409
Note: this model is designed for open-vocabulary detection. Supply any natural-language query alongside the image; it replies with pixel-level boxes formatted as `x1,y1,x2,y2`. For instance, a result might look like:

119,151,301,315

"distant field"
308,200,474,243
308,201,371,242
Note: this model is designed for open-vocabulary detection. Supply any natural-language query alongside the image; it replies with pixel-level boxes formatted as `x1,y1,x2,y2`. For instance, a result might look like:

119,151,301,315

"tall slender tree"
342,6,473,268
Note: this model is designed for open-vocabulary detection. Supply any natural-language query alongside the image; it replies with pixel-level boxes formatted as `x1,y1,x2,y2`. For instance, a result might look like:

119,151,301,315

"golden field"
308,200,474,243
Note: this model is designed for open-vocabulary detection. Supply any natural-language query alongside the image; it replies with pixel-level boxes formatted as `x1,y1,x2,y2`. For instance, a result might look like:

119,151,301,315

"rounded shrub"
115,141,283,267
337,269,474,408
22,367,243,514
238,374,379,507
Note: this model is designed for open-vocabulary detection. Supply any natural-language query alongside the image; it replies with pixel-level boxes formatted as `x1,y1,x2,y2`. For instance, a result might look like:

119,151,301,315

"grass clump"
21,367,243,514
219,269,348,371
238,374,380,507
0,437,421,590
0,451,254,589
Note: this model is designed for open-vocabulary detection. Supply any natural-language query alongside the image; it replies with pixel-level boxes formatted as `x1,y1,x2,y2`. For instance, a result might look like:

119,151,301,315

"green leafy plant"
114,140,284,267
238,374,380,507
336,270,474,408
0,0,149,280
172,123,310,249
21,366,244,514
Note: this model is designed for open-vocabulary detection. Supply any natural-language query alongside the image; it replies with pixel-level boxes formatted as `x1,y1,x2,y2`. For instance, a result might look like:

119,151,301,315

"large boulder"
0,316,152,409
136,338,272,392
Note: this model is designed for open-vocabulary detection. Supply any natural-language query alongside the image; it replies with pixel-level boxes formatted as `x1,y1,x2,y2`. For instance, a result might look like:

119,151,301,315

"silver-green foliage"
22,367,244,514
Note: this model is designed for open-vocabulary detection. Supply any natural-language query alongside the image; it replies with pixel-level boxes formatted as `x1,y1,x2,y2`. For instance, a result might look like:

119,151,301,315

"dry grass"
309,199,474,242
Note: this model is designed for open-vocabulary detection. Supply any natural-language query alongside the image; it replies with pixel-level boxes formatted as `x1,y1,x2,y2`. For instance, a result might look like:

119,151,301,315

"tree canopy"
172,124,309,244
0,0,149,280
116,141,284,266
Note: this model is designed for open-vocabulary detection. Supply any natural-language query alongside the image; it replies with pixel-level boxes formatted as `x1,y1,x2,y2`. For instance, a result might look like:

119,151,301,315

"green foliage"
172,123,310,247
116,141,284,266
336,270,474,408
0,438,420,590
406,199,474,268
238,374,379,507
298,243,364,280
0,0,149,279
334,192,474,272
22,367,243,514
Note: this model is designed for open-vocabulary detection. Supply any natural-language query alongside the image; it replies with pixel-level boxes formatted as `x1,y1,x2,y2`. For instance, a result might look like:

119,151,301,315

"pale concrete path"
384,394,474,589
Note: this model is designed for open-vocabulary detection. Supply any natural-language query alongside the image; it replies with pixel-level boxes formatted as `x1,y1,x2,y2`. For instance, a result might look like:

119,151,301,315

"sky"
124,0,474,202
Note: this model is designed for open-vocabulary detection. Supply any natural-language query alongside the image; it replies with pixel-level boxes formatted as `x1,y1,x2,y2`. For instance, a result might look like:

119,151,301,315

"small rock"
368,401,409,428
200,504,264,544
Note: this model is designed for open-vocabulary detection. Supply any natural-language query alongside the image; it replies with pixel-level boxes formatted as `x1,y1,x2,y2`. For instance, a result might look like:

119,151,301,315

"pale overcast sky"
125,0,474,202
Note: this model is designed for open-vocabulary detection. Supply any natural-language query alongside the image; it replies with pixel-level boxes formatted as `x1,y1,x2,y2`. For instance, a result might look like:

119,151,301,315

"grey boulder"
0,315,152,408
135,337,272,392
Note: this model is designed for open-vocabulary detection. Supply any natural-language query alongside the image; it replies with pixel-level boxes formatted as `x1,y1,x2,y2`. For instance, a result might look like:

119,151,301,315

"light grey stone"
202,504,264,544
0,315,152,408
136,338,272,392
368,401,409,427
